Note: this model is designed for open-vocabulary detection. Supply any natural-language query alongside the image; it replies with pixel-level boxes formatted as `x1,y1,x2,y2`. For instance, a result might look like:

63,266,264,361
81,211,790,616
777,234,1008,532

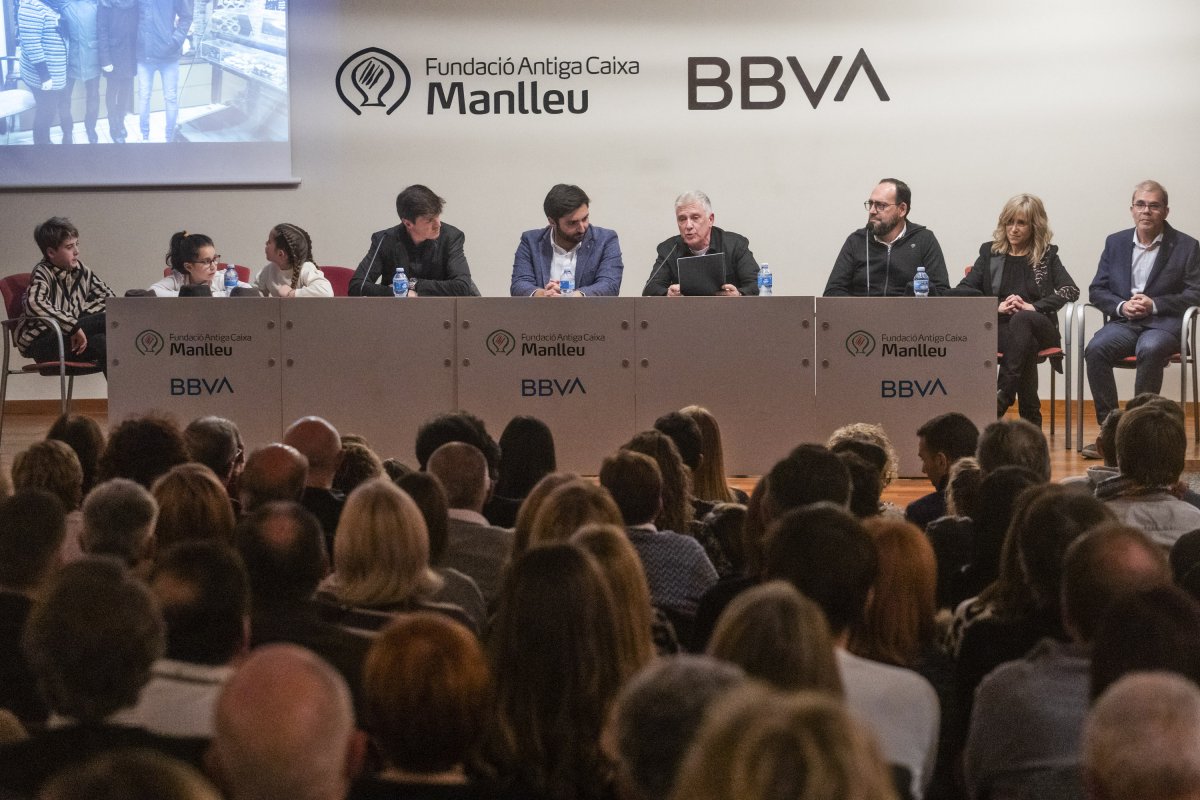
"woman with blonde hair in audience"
670,684,898,800
681,405,745,504
150,463,236,550
315,478,474,635
510,472,578,562
572,522,674,660
707,580,842,695
826,422,899,488
526,479,622,549
481,544,627,800
624,430,693,535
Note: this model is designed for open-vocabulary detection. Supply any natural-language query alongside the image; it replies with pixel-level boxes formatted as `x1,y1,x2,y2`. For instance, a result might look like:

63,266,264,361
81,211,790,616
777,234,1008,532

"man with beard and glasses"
824,178,950,297
510,183,624,296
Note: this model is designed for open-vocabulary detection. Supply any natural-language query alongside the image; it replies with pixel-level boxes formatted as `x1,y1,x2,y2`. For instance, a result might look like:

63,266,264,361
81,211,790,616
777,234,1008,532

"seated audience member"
599,450,718,620
255,223,333,297
652,411,705,502
315,478,474,635
46,413,105,497
331,440,384,496
642,190,757,297
511,183,623,297
485,415,556,528
1083,672,1200,800
211,644,366,800
707,580,842,695
97,414,190,489
526,479,623,549
683,406,748,504
838,451,884,519
573,523,668,661
382,458,413,483
965,524,1171,800
117,541,248,738
356,614,491,799
40,749,221,800
0,491,66,727
767,504,936,798
80,478,157,573
831,439,893,514
351,184,480,297
1121,395,1200,509
1064,409,1121,491
480,545,629,800
623,430,697,539
414,411,501,476
509,471,578,560
907,412,979,529
239,443,307,512
669,685,899,800
1098,403,1200,548
151,232,250,297
152,463,237,549
694,502,748,581
233,502,370,702
282,416,345,552
607,655,746,800
396,471,487,633
976,418,1052,481
12,439,84,559
182,416,244,503
426,442,515,611
1089,585,1200,700
827,421,901,490
1171,529,1200,600
0,559,207,796
924,456,982,609
18,217,114,375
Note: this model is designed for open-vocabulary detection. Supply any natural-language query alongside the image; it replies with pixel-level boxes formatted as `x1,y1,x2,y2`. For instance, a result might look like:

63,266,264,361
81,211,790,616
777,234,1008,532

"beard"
869,217,898,237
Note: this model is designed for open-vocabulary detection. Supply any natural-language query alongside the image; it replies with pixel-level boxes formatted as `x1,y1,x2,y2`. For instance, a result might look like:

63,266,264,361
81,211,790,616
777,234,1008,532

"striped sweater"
18,0,68,90
17,260,114,356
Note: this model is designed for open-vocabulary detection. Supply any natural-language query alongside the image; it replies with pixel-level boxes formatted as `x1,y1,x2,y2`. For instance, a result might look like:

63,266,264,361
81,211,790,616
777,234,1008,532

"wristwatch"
409,279,418,295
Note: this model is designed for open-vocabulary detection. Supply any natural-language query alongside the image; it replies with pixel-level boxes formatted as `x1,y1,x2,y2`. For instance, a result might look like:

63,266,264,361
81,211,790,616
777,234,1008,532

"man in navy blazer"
510,184,624,296
1085,180,1200,426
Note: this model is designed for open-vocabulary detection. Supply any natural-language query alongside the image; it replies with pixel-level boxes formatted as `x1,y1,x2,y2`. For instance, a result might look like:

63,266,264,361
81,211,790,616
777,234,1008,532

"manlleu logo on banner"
845,330,875,357
136,329,164,355
487,329,516,356
336,47,412,115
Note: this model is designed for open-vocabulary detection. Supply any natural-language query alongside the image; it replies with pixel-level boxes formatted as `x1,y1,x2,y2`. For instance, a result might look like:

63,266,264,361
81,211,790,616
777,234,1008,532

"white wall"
2,0,1198,401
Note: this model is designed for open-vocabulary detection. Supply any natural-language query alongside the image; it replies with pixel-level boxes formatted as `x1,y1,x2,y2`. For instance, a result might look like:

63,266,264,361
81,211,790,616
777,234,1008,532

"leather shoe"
1080,443,1102,460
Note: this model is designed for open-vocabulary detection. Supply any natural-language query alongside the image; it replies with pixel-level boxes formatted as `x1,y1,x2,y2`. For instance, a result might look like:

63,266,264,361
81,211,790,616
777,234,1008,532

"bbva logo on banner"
336,47,412,115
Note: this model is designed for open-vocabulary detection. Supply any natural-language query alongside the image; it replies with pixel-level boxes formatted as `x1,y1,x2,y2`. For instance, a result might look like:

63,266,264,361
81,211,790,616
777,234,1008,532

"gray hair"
674,190,713,215
81,479,157,566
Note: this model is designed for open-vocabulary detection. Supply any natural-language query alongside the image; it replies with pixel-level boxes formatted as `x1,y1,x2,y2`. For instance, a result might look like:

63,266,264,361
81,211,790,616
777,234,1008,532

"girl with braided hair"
254,223,333,297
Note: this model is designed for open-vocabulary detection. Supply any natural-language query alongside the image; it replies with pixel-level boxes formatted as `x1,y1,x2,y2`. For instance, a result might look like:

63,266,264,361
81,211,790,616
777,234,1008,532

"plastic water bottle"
223,266,238,296
913,266,930,298
758,263,773,296
560,264,574,296
392,267,409,297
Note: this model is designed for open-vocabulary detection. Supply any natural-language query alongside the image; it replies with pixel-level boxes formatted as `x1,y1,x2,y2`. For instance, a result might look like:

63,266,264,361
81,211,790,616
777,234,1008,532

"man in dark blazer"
509,183,624,296
1085,180,1200,427
643,190,760,297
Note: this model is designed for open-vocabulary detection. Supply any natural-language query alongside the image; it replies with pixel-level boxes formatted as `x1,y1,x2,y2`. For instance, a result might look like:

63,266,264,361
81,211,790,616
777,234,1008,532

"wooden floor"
1,405,1115,509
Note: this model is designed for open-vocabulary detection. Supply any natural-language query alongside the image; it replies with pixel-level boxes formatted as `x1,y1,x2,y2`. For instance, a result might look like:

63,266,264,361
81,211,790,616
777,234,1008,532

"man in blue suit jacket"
510,184,624,296
1085,180,1200,426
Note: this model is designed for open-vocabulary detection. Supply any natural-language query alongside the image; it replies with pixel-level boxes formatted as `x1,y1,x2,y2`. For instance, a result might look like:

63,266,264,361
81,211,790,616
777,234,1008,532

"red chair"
321,266,354,297
0,273,104,447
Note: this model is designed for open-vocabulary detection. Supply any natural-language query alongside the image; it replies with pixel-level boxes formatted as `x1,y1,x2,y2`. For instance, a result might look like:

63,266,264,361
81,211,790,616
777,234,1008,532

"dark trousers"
24,312,107,377
1085,320,1178,424
29,86,64,145
105,73,133,142
997,310,1059,424
60,77,101,143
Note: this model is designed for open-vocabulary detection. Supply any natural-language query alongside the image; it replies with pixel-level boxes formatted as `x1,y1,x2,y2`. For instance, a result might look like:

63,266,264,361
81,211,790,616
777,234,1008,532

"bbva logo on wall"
336,47,412,115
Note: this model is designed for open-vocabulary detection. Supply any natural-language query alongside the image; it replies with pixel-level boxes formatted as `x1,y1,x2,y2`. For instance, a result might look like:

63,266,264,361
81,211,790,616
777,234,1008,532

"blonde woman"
526,479,622,549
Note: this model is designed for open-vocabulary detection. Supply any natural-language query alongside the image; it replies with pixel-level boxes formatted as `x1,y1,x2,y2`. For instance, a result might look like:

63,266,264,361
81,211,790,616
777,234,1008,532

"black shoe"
997,390,1012,418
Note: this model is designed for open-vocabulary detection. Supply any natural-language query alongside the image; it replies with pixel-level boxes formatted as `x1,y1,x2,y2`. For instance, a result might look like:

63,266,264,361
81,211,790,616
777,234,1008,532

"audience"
624,430,696,537
526,478,623,550
80,478,157,572
45,413,105,498
182,416,244,504
1089,585,1200,701
682,405,747,504
39,749,222,800
281,416,345,550
907,412,979,529
572,523,665,662
12,439,84,559
331,440,385,496
487,415,556,527
509,471,579,559
976,418,1051,481
239,443,308,511
96,414,189,489
152,463,237,549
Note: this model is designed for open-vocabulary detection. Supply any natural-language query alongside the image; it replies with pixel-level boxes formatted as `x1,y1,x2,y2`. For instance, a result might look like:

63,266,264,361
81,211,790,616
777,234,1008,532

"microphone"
644,242,679,294
356,231,386,296
864,224,872,296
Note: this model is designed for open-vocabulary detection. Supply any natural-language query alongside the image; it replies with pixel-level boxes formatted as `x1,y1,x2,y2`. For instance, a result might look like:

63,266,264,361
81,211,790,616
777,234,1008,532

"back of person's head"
610,655,746,800
1016,486,1114,608
46,413,105,496
282,416,342,482
1117,403,1186,486
702,503,748,575
1171,529,1200,600
12,439,83,511
763,504,876,636
153,463,237,549
600,450,663,527
971,465,1042,583
708,581,842,695
363,613,491,774
763,445,851,521
1084,672,1200,800
234,502,326,608
572,523,656,672
945,456,982,518
426,441,489,511
149,541,249,665
528,479,623,548
395,471,450,564
977,418,1051,480
837,451,882,519
183,417,242,486
213,644,360,800
81,479,157,567
682,406,739,503
917,412,979,462
826,422,899,487
40,750,222,800
98,414,190,489
511,471,578,560
1062,524,1172,643
1090,585,1200,701
240,444,308,511
623,429,694,534
414,412,500,477
653,411,703,472
0,490,66,592
850,518,936,668
23,557,164,723
1097,409,1123,468
1126,392,1182,414
829,439,889,481
495,415,556,499
669,685,898,800
331,441,384,496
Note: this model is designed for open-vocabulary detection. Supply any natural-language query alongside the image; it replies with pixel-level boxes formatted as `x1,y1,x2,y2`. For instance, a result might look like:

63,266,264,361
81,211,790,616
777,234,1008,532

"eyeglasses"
187,256,223,267
1132,201,1165,212
864,201,896,211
